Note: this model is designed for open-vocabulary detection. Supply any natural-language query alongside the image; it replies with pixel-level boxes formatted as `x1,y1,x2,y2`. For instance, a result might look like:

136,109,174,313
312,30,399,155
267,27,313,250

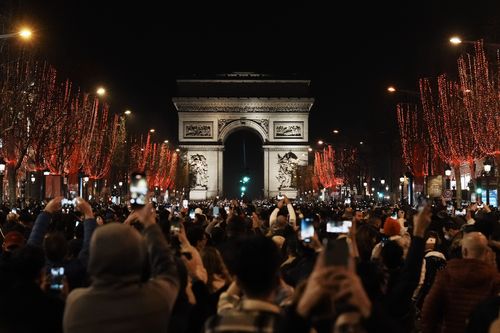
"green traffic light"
241,186,246,192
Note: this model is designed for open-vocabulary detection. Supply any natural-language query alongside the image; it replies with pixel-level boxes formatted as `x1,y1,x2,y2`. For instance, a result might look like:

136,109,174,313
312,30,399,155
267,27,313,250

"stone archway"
173,79,314,199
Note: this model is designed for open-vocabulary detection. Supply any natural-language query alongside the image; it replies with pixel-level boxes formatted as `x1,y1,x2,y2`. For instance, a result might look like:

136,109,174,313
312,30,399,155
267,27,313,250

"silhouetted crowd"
1,196,499,333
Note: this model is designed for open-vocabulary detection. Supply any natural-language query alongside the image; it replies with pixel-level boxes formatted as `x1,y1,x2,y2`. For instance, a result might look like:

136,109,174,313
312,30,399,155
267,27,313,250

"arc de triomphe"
173,76,314,199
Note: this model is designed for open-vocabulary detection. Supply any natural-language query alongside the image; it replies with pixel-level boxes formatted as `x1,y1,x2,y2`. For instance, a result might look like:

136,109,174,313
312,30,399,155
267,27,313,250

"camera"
129,172,148,207
61,198,77,206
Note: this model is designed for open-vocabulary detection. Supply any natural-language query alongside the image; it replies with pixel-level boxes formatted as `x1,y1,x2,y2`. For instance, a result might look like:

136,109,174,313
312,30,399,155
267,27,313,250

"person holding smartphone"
269,195,297,232
64,203,179,333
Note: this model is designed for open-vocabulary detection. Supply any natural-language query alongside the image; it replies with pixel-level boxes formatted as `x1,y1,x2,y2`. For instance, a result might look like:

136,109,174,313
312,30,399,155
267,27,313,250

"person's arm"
126,204,179,290
287,203,296,227
383,207,431,316
421,270,446,333
217,281,241,314
75,198,96,268
27,197,62,247
270,199,284,228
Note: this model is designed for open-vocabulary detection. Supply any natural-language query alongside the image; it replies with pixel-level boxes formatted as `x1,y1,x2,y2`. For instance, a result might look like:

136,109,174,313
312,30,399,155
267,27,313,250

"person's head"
353,210,363,223
461,232,489,261
201,246,231,293
443,219,461,240
381,240,404,269
187,225,208,251
228,236,281,299
367,216,381,229
2,231,25,252
397,209,405,219
425,231,440,251
6,212,19,223
88,223,146,283
43,232,68,263
383,217,401,237
226,215,247,238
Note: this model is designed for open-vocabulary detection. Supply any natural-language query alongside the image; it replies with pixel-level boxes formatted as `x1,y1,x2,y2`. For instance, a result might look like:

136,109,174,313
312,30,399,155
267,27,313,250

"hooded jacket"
63,223,179,333
421,258,500,333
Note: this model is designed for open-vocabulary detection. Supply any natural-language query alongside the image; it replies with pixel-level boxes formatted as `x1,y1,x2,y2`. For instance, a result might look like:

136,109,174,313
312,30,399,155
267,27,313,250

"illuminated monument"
174,73,313,199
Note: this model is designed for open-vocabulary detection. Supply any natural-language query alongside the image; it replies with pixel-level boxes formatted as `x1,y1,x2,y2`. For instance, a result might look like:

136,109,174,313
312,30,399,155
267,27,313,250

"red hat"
383,217,401,237
2,231,26,251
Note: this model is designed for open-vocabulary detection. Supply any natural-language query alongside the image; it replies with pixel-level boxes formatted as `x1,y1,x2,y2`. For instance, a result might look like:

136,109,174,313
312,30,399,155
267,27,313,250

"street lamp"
96,87,106,96
0,27,33,40
449,36,462,45
483,157,493,205
387,86,396,93
0,158,5,205
164,140,169,144
400,176,405,203
333,129,339,134
308,147,313,152
317,140,324,145
149,128,155,133
444,164,452,190
380,179,385,185
124,109,132,116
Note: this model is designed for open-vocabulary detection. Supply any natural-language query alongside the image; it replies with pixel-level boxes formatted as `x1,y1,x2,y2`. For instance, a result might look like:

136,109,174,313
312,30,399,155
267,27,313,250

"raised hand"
44,196,63,214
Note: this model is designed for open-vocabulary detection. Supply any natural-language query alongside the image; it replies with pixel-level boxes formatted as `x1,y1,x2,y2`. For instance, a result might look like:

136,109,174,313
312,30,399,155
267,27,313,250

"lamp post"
399,176,405,204
484,158,493,205
0,158,5,205
444,164,452,190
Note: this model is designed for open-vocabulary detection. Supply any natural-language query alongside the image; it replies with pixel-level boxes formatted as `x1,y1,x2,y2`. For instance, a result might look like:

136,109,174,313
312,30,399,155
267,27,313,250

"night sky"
3,0,500,193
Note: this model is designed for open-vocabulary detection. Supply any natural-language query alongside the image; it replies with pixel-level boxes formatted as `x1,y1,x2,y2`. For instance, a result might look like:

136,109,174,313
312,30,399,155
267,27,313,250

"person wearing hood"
63,203,179,333
421,232,500,333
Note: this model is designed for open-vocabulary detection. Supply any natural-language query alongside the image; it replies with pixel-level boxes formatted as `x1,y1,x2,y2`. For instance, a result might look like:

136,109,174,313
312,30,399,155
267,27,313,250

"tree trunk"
7,164,16,207
453,165,462,206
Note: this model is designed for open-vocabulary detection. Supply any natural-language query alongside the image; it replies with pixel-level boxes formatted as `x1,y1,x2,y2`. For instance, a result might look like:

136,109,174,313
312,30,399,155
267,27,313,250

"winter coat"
421,258,500,333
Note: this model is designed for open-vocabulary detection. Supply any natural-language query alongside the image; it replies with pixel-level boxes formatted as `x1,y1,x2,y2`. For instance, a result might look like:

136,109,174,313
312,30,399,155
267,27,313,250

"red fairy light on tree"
420,75,482,166
457,40,500,157
314,145,342,189
396,103,433,178
146,143,178,190
129,133,152,173
81,98,123,179
0,59,62,203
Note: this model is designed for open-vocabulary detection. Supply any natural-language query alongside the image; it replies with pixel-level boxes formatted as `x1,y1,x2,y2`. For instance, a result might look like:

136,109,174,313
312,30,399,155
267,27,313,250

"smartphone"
182,199,188,209
129,172,148,207
170,217,181,234
61,198,77,206
11,208,17,214
189,209,195,219
326,220,352,234
213,206,220,217
277,192,284,200
300,218,314,243
224,206,230,214
323,238,349,267
50,266,65,291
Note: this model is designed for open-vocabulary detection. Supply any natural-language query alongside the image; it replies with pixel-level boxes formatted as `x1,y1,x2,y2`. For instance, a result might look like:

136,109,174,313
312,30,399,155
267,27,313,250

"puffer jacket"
421,258,500,333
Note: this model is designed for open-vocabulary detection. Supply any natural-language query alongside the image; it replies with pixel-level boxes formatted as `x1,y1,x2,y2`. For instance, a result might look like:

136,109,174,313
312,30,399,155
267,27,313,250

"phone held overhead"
129,172,148,207
300,218,314,243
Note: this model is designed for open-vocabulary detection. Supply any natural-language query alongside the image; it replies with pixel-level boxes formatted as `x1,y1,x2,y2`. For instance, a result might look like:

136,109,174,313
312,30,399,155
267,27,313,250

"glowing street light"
333,129,339,134
387,86,396,93
149,128,155,133
380,179,385,185
449,36,462,45
175,148,180,152
308,147,313,152
124,110,132,115
19,28,33,40
96,87,106,96
164,140,169,144
359,141,364,145
318,140,324,145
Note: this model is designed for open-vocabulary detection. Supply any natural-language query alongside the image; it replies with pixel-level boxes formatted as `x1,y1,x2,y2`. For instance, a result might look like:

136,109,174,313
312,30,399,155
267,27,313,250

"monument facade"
174,75,314,199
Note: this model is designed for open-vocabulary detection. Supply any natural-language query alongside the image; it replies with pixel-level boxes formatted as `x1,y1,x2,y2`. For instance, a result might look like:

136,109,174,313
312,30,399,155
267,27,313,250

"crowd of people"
0,194,499,333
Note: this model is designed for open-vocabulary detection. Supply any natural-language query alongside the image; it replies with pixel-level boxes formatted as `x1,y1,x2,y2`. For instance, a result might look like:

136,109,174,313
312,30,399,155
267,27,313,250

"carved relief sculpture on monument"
277,152,299,190
189,154,209,189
